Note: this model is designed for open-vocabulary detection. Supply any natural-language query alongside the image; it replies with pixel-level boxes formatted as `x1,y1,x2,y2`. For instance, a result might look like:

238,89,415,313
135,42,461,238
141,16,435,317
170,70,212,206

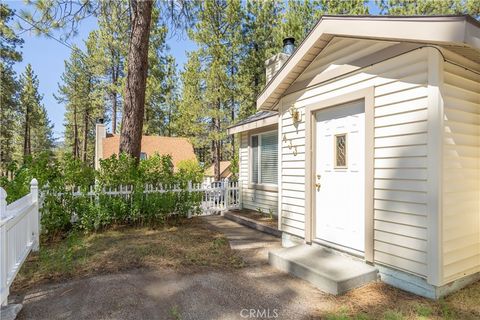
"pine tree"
20,0,195,160
144,10,180,136
0,3,23,172
175,52,209,149
238,1,283,119
378,0,479,17
187,0,243,180
18,64,54,160
0,63,20,170
88,2,129,134
56,44,102,164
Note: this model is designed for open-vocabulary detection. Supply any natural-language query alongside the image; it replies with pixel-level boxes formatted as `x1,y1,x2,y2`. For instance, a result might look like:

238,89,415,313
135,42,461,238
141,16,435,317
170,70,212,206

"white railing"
44,179,242,216
0,179,40,306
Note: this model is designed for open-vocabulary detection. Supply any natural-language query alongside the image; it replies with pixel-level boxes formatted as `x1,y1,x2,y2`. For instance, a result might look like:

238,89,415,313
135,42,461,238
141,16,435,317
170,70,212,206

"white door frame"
305,87,375,263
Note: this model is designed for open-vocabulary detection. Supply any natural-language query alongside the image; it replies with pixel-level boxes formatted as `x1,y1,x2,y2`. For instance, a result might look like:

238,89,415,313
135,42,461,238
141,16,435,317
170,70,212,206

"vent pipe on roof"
282,37,295,55
265,38,295,84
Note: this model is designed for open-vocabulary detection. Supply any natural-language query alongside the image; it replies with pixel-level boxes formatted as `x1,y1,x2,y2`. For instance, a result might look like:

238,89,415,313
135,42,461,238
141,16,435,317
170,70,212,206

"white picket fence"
0,179,40,306
46,179,242,216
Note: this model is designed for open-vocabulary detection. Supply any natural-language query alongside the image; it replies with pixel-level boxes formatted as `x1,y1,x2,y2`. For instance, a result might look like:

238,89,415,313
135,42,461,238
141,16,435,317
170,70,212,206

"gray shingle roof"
228,111,278,129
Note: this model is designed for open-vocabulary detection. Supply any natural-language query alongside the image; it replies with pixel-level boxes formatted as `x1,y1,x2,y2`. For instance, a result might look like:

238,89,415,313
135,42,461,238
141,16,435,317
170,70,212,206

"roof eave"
257,15,479,111
227,114,278,135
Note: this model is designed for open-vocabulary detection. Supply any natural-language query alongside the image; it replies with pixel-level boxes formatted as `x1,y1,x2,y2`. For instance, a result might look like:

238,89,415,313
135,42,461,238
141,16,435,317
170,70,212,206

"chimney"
94,118,106,170
265,37,295,84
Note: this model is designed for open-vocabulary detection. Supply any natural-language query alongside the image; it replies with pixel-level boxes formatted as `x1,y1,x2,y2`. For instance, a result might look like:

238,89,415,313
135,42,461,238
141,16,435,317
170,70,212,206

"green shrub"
1,152,203,238
177,159,205,184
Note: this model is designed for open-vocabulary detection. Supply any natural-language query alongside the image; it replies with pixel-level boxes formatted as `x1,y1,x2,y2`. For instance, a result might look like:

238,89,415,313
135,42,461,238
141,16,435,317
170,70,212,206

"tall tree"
56,44,102,163
20,0,194,160
0,3,23,172
119,0,154,158
145,54,180,136
89,1,129,134
188,0,242,180
378,0,479,17
143,8,180,136
18,64,54,159
175,52,208,148
238,0,283,119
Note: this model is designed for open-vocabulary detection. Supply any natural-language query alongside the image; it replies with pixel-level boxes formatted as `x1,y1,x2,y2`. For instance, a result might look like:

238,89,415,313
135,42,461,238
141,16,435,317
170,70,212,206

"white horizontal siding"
279,38,431,276
239,132,278,214
441,61,480,283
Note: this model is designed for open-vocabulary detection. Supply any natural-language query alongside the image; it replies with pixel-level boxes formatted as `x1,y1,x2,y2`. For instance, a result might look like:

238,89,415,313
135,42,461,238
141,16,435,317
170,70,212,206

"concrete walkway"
14,217,330,320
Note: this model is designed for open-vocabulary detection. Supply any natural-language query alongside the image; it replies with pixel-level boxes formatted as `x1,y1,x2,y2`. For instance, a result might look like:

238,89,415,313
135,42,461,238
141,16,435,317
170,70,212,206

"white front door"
314,99,365,253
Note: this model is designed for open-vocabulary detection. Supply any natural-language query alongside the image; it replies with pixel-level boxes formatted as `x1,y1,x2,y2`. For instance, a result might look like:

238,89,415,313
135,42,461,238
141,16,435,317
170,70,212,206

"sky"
7,1,380,140
7,0,196,139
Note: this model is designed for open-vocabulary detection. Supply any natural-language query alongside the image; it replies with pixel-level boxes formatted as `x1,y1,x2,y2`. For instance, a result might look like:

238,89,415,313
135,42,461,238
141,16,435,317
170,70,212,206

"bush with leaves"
34,153,204,236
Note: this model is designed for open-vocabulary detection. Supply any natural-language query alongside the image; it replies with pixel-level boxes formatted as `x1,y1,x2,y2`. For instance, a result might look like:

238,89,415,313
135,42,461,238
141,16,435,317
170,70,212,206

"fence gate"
191,179,242,216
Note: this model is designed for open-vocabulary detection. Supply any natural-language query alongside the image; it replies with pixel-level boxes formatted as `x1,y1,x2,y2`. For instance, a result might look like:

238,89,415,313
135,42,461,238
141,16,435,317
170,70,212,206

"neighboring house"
94,121,196,170
228,15,480,298
204,161,233,184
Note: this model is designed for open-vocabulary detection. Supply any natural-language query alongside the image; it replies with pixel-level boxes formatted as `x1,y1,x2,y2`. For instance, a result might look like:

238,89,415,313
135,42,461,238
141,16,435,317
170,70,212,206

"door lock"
315,174,321,191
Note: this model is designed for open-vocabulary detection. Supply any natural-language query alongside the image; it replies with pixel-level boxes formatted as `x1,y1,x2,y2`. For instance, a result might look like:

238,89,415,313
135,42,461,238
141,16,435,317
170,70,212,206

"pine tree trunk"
111,90,117,134
213,100,221,181
111,58,118,133
119,0,153,160
73,104,79,159
23,104,30,158
82,107,89,163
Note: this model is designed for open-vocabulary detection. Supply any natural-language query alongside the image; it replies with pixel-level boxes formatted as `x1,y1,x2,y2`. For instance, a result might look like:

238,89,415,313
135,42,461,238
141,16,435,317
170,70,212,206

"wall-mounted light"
289,105,300,123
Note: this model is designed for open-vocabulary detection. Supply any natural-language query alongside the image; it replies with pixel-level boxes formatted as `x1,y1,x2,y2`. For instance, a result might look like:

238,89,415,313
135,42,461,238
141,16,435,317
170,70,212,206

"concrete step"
268,244,378,295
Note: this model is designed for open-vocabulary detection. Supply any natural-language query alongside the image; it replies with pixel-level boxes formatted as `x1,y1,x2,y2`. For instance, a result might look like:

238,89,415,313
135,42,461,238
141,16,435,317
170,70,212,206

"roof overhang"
257,15,480,110
227,112,278,135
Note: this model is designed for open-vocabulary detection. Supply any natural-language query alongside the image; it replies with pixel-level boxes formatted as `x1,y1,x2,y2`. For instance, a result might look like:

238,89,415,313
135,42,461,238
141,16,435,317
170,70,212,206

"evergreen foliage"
18,64,54,159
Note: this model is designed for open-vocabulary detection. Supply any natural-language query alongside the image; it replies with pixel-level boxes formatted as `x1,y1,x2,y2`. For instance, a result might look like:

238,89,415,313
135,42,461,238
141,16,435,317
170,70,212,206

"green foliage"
0,3,24,65
18,64,54,160
177,159,205,184
1,152,203,238
56,43,103,163
6,153,200,237
377,0,479,17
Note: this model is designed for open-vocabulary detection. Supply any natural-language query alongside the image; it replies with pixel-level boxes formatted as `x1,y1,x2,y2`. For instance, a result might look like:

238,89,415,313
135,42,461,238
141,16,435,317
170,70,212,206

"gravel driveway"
14,216,332,320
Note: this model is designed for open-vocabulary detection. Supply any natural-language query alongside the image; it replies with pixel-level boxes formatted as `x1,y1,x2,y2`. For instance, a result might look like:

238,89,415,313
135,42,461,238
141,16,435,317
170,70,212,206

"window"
251,131,278,185
140,152,148,160
334,134,347,168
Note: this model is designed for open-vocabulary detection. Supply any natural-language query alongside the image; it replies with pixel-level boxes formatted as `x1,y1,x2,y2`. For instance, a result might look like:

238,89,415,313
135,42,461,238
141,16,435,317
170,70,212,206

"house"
227,15,480,298
204,161,233,184
94,121,196,170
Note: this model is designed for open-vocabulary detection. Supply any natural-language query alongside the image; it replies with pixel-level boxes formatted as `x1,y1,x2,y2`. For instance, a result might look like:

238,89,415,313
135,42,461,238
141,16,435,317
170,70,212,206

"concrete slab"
223,211,282,238
269,244,378,295
1,304,23,320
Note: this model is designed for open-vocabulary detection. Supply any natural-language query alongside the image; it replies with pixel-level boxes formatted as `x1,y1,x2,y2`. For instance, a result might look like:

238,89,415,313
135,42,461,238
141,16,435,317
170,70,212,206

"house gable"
258,15,480,111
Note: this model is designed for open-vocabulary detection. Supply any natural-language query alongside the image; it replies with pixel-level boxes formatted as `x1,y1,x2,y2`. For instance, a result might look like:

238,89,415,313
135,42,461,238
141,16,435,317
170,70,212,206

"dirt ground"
10,216,480,320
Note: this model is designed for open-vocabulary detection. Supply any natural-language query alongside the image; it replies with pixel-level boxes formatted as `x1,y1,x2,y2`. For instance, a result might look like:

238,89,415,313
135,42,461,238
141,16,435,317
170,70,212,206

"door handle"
315,183,321,191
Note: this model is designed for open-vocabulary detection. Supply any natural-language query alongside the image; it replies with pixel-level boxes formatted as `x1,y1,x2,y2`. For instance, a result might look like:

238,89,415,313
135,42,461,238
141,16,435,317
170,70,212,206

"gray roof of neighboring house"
228,111,278,129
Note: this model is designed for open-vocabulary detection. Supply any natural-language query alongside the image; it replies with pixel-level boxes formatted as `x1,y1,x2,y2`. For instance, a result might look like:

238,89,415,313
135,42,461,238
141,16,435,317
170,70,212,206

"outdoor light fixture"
289,105,300,123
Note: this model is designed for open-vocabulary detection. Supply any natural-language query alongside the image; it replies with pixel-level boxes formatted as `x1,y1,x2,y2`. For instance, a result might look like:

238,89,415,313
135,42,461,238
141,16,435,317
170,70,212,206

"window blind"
260,132,278,185
251,135,259,183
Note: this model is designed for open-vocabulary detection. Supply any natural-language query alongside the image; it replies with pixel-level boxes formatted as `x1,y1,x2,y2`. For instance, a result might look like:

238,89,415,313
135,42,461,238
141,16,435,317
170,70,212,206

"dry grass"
12,217,244,292
322,280,480,320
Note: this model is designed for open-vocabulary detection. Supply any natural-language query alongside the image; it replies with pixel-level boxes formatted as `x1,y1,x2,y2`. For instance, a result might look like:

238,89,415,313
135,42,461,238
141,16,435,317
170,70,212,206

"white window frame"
250,129,278,189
